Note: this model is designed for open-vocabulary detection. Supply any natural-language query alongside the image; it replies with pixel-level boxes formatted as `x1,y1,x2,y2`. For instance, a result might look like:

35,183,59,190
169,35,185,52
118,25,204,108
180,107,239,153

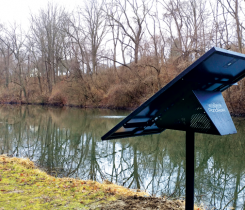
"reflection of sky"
0,107,245,209
98,116,126,119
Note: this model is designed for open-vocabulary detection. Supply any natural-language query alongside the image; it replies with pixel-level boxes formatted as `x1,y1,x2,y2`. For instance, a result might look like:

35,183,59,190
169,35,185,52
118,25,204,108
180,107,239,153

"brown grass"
0,58,244,113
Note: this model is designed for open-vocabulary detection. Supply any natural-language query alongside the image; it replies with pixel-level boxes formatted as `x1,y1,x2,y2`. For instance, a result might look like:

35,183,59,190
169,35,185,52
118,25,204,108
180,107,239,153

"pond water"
0,105,245,209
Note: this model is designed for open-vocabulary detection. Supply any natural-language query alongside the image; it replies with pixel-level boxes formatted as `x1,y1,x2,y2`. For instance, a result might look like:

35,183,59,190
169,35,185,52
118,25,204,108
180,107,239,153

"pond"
0,105,245,209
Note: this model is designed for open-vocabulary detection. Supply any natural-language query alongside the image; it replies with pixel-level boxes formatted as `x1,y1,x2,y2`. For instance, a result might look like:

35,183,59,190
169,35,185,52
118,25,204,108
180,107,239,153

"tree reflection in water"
0,105,245,209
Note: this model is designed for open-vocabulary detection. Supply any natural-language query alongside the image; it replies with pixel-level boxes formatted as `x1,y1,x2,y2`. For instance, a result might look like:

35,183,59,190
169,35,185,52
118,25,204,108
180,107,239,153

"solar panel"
102,47,245,140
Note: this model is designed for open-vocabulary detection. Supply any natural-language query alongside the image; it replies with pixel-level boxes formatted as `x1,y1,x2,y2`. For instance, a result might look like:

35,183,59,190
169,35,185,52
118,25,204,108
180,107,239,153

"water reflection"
0,105,245,209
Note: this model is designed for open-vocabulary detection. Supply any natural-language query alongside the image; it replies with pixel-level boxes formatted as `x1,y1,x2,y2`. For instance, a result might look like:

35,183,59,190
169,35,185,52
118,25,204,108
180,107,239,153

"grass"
0,155,148,209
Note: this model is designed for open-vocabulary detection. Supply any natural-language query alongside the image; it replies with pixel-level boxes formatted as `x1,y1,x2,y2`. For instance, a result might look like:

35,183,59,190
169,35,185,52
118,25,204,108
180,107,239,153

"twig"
166,191,176,199
222,185,245,210
222,197,234,210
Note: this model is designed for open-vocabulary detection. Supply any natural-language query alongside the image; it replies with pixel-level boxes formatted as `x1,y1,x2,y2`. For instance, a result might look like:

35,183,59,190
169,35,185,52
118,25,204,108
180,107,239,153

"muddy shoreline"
0,101,135,110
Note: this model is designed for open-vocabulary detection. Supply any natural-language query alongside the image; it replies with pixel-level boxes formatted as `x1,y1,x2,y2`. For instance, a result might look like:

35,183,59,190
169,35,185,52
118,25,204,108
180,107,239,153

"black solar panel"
102,47,245,140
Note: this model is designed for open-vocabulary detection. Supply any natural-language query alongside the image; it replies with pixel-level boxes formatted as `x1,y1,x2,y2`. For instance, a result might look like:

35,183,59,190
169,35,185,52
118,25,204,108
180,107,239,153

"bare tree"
0,38,11,88
63,13,87,77
0,24,29,101
161,0,211,66
145,3,168,89
218,0,244,53
104,0,122,76
106,0,151,64
79,0,108,74
29,3,68,93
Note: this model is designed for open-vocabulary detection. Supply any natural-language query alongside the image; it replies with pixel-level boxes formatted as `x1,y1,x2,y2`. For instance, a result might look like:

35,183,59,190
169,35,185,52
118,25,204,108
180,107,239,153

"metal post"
185,130,195,210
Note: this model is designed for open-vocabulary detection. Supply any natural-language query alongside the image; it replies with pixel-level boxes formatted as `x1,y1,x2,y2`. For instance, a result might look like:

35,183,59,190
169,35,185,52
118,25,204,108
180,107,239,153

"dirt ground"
93,195,188,210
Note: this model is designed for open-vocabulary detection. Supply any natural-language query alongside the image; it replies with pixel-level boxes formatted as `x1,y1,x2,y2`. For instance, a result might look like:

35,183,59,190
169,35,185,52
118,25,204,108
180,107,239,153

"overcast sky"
0,0,81,29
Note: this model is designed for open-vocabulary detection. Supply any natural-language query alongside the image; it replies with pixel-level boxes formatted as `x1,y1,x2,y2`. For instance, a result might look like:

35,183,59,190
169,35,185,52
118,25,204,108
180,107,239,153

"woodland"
0,0,245,113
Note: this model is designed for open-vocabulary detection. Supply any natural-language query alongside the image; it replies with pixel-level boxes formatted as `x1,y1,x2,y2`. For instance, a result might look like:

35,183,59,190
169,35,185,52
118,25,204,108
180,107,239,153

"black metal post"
185,130,195,210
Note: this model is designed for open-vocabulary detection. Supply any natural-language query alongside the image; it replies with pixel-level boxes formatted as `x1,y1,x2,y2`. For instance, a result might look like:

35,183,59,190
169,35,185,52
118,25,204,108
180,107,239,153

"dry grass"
0,59,244,113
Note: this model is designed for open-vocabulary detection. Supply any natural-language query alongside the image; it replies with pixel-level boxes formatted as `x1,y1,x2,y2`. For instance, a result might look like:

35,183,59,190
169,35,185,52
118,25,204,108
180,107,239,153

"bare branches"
218,0,244,52
104,0,151,64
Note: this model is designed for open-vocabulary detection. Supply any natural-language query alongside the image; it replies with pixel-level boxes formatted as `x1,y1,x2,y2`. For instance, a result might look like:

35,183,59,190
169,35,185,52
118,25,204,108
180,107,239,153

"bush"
48,91,67,106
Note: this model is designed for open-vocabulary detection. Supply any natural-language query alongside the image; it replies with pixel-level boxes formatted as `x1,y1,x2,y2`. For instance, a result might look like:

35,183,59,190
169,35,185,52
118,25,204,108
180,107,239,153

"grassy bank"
0,155,148,209
0,155,204,210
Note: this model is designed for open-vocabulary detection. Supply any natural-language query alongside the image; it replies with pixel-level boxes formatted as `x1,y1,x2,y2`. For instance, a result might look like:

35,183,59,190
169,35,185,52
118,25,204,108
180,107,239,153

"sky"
0,0,82,29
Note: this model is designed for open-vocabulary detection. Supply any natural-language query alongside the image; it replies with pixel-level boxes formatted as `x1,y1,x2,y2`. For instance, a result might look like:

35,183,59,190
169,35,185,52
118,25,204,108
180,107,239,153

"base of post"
185,130,195,210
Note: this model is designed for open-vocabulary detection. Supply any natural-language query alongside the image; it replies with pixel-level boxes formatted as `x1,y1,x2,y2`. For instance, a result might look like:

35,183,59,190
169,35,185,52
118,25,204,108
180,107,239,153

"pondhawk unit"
101,47,245,209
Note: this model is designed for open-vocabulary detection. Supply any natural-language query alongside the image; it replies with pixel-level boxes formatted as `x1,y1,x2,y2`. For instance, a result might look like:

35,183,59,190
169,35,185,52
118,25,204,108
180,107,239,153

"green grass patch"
0,155,129,209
